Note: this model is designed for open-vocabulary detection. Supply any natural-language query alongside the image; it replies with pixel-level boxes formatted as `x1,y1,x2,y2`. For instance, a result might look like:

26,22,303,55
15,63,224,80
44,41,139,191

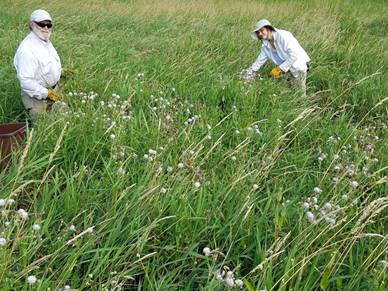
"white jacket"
14,32,61,104
250,29,310,77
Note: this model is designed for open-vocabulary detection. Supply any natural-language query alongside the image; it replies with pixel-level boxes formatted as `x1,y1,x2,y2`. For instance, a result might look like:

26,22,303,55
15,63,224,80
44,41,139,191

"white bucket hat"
30,9,52,22
251,19,275,40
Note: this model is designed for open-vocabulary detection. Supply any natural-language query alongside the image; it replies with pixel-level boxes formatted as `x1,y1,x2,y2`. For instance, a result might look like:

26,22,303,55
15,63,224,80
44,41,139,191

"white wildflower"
160,187,167,194
252,184,259,190
313,187,322,194
325,216,336,225
334,164,342,171
379,260,388,268
235,279,244,288
32,224,41,231
194,181,201,188
110,134,116,140
148,149,157,155
302,202,310,209
27,275,37,285
202,247,211,256
225,277,235,287
69,225,76,232
214,269,224,281
0,237,6,246
350,181,359,188
323,203,332,210
318,154,326,162
0,199,5,207
177,163,184,169
18,209,28,220
306,211,315,223
225,271,235,287
117,167,126,175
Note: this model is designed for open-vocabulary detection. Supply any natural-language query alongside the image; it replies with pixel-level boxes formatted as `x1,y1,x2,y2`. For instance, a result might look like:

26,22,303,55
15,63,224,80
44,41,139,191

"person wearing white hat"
14,9,62,116
240,19,310,96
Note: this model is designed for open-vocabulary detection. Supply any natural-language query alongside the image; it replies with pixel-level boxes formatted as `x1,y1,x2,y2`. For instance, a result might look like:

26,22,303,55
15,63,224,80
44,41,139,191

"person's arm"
14,50,48,100
278,33,299,73
249,48,268,72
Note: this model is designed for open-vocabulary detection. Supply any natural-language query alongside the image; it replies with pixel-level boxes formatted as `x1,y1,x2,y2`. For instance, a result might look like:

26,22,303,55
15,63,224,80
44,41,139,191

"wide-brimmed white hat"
30,9,52,22
251,19,275,40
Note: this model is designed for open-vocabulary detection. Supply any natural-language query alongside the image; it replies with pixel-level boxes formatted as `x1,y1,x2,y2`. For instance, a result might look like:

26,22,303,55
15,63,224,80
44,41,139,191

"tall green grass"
0,0,387,290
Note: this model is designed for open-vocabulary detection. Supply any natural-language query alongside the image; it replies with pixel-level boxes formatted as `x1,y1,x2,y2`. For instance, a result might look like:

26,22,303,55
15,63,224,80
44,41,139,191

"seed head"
18,209,28,220
306,211,315,223
202,247,211,256
148,149,157,155
27,275,37,285
235,279,244,287
225,277,235,287
32,224,41,231
350,181,359,188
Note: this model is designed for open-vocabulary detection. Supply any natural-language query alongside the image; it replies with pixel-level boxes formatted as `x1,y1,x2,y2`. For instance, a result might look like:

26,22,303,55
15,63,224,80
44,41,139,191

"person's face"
255,27,270,40
31,20,52,39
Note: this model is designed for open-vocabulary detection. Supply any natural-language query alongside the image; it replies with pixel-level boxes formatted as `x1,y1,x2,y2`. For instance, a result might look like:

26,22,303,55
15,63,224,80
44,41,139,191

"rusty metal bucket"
0,123,26,171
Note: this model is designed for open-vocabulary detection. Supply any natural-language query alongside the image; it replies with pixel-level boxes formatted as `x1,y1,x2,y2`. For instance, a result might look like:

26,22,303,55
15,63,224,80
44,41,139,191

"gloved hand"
47,88,62,102
269,66,283,78
239,68,257,81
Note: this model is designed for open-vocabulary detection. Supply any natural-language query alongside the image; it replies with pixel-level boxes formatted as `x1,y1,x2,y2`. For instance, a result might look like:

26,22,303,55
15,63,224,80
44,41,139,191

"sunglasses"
34,21,53,29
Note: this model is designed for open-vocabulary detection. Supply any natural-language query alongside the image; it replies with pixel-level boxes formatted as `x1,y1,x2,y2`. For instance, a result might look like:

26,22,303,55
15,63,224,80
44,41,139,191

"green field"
0,0,387,290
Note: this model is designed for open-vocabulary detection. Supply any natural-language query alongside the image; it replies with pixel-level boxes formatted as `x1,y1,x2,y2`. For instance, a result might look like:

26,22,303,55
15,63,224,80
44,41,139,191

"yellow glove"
47,88,62,102
269,66,283,78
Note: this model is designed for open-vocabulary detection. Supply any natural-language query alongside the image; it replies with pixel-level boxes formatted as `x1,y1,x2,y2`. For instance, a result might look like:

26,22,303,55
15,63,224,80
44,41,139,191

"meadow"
0,0,387,290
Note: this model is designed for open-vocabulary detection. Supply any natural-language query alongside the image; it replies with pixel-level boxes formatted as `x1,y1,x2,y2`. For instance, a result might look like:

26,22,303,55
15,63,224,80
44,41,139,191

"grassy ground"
0,0,387,290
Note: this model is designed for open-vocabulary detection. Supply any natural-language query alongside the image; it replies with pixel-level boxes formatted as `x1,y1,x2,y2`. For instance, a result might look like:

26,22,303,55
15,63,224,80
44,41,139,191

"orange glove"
269,66,283,78
47,88,62,102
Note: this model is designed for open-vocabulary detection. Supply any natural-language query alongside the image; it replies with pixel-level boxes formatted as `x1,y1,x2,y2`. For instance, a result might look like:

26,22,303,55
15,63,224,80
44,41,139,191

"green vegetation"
0,0,387,290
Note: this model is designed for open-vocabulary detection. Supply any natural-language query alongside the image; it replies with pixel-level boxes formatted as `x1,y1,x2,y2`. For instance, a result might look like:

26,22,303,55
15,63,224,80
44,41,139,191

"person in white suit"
14,9,63,116
241,19,310,96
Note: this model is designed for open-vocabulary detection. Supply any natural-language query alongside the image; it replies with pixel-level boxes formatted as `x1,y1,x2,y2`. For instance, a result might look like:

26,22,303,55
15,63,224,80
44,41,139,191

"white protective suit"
14,30,61,113
249,28,310,78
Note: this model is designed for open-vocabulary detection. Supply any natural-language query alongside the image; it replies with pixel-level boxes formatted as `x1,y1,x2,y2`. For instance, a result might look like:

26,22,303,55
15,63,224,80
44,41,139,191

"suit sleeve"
249,48,268,72
278,33,299,72
14,50,48,100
